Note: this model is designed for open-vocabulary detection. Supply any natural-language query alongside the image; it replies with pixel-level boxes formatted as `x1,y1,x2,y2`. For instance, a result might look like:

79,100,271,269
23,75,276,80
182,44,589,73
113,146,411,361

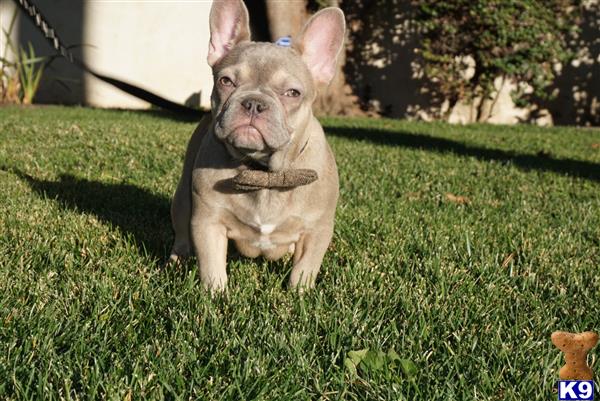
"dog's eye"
219,76,234,87
283,89,301,98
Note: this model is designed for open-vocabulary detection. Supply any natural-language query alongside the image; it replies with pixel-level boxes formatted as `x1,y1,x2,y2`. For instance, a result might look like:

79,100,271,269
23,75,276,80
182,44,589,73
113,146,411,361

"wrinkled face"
211,42,316,162
206,0,345,164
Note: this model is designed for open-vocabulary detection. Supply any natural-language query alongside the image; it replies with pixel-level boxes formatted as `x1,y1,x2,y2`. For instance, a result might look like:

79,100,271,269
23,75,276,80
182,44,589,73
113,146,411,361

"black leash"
13,0,206,117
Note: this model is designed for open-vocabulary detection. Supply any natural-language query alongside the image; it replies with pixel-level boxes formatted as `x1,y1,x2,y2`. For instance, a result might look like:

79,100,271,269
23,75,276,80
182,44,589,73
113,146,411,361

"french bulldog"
169,0,344,292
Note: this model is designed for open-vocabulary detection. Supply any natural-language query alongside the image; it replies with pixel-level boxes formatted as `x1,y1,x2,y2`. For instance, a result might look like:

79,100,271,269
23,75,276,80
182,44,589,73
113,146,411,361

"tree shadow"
12,170,172,261
343,1,433,118
326,126,600,182
537,4,600,126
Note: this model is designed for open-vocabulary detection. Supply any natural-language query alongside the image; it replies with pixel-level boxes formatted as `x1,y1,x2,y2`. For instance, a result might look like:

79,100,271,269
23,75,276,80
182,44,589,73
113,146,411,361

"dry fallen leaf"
406,191,421,201
501,252,516,268
591,143,600,149
487,199,502,208
445,193,471,205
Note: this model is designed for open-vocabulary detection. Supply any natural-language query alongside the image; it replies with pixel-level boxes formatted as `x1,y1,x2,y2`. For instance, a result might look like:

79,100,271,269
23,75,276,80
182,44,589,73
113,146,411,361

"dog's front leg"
289,224,334,291
191,218,228,293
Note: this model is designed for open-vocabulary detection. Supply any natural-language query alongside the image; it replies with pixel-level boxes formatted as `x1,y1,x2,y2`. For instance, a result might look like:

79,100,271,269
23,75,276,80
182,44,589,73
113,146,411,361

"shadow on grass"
12,171,172,261
8,169,294,286
326,126,600,182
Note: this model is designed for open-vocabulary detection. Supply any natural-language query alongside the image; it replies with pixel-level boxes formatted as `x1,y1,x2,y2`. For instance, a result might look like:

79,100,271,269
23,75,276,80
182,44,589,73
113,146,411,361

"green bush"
413,0,583,119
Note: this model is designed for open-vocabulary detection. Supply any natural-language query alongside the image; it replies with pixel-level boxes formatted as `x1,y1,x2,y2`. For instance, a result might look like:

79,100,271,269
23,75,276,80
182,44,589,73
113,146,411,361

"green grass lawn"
1,105,599,400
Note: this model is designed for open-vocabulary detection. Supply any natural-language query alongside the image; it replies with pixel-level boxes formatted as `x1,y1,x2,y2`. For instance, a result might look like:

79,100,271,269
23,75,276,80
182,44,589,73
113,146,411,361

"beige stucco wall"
82,1,213,109
3,0,214,109
0,0,19,71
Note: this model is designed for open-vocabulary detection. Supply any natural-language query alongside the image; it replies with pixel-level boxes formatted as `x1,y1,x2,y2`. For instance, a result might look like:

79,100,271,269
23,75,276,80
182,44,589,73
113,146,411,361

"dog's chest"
223,190,304,248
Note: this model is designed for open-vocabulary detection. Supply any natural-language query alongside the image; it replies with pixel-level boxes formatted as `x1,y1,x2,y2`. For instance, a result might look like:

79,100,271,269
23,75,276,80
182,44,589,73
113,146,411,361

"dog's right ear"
207,0,251,67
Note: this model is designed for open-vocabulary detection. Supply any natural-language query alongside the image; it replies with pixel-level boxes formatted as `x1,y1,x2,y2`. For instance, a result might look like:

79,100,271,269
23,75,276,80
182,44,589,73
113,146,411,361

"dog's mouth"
217,122,273,168
214,100,292,166
227,124,267,151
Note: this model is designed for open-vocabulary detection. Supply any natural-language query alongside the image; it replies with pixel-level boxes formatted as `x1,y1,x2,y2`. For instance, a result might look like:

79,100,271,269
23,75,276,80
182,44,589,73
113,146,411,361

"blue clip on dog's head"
275,36,292,47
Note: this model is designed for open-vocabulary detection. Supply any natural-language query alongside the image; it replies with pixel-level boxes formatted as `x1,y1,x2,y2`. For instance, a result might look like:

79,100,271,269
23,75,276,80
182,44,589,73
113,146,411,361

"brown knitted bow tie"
232,168,318,191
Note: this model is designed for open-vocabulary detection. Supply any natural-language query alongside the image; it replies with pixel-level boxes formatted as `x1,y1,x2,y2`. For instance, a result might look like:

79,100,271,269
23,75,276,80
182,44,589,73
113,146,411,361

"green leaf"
387,349,401,362
400,359,417,378
18,57,47,66
343,358,357,377
361,350,387,372
347,348,368,365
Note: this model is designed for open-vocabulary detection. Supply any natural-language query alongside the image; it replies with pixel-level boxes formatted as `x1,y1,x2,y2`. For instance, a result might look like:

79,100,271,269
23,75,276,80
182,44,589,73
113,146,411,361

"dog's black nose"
241,97,268,115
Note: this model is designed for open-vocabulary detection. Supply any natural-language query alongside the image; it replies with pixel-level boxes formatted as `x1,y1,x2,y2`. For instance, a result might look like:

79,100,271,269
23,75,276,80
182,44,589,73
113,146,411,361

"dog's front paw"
203,277,228,296
288,271,317,294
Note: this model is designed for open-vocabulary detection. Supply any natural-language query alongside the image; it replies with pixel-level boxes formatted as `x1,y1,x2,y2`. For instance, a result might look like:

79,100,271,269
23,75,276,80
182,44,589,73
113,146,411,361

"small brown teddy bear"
551,331,598,380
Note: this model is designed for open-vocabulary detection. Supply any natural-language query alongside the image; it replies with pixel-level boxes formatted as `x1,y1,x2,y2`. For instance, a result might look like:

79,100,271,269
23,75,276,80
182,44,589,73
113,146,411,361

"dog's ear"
294,8,346,85
207,0,251,67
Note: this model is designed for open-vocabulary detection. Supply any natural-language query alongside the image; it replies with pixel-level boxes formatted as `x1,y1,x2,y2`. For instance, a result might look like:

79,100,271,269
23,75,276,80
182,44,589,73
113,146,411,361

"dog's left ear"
294,8,346,85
